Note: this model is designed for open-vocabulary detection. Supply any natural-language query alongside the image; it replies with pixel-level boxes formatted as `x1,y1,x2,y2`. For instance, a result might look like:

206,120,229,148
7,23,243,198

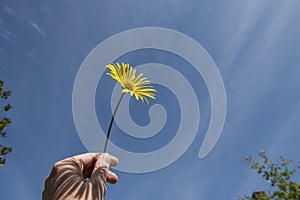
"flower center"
123,80,135,91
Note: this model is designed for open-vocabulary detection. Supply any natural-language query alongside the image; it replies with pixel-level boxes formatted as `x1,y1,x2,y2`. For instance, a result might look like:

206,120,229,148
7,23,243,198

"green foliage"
0,80,12,167
239,151,300,200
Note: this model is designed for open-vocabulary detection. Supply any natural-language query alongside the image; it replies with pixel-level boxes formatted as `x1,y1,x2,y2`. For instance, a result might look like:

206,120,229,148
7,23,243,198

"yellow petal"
106,62,156,104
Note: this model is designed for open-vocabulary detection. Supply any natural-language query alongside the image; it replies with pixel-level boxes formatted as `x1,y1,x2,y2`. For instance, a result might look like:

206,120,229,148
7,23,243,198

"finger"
71,152,119,181
72,152,119,168
72,152,101,168
108,154,119,167
106,170,118,184
71,153,104,178
92,153,119,183
94,153,119,168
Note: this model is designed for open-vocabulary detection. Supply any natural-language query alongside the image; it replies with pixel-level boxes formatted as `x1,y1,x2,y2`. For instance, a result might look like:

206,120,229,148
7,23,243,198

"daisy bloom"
103,62,156,153
106,62,156,104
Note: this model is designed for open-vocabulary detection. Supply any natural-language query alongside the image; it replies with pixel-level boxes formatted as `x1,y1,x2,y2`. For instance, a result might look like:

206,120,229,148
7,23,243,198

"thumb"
91,153,119,184
95,153,111,169
94,153,119,169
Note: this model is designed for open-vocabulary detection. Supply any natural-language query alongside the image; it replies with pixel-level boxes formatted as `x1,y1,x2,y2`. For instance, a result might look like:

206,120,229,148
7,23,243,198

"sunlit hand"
42,153,118,200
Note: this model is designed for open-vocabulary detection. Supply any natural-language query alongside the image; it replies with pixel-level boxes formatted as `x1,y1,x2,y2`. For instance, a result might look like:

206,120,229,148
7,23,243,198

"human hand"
42,153,119,200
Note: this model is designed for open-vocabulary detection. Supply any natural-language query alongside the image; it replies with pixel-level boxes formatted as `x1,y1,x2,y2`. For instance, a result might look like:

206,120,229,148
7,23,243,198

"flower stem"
103,93,125,153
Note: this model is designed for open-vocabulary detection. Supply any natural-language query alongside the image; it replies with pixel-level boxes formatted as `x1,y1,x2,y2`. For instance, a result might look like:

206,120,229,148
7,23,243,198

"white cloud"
256,1,298,54
269,99,300,155
2,4,17,16
0,30,13,41
0,18,14,41
29,21,46,36
220,0,268,67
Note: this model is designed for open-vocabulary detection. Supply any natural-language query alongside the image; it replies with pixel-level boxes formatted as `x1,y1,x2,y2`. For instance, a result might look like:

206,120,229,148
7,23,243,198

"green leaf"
3,103,12,111
0,81,3,91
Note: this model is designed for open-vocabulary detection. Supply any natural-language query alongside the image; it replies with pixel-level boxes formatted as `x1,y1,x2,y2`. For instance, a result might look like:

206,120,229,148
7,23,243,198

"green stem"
103,93,125,153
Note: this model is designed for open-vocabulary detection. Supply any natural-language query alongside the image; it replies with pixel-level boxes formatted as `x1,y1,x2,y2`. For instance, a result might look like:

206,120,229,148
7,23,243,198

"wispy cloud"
269,99,300,155
29,21,46,36
0,18,14,41
1,4,46,37
222,1,299,110
214,1,300,197
221,1,298,68
256,1,298,54
1,4,17,17
220,0,268,67
0,29,14,41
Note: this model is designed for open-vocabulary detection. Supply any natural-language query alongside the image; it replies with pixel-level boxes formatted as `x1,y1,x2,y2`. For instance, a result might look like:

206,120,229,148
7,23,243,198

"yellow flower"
106,62,156,104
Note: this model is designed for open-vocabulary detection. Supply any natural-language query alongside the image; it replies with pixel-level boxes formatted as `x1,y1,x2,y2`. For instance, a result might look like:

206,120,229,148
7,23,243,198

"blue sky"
1,0,300,199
